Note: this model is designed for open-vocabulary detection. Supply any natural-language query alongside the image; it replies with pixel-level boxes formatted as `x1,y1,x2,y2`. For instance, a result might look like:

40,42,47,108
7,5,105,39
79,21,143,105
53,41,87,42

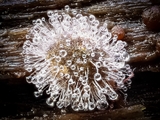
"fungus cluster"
23,6,133,111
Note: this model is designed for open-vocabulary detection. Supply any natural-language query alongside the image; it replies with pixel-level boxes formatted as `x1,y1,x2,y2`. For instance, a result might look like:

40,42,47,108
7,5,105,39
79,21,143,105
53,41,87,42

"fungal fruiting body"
23,6,133,111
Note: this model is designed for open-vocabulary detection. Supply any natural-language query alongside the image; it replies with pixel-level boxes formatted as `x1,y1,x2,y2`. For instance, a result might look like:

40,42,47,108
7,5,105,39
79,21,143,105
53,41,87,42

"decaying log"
0,0,160,77
0,0,160,119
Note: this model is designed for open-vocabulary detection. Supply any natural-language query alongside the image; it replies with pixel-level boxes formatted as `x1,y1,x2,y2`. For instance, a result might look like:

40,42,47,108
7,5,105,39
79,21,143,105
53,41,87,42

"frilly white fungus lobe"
23,5,133,111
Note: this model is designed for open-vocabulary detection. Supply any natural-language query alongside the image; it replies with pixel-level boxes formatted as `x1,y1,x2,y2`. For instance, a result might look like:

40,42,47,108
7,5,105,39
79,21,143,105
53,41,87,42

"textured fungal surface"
22,6,133,111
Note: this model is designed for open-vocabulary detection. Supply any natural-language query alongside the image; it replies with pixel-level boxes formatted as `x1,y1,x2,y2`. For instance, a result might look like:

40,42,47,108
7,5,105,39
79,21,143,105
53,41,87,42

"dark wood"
0,0,160,119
